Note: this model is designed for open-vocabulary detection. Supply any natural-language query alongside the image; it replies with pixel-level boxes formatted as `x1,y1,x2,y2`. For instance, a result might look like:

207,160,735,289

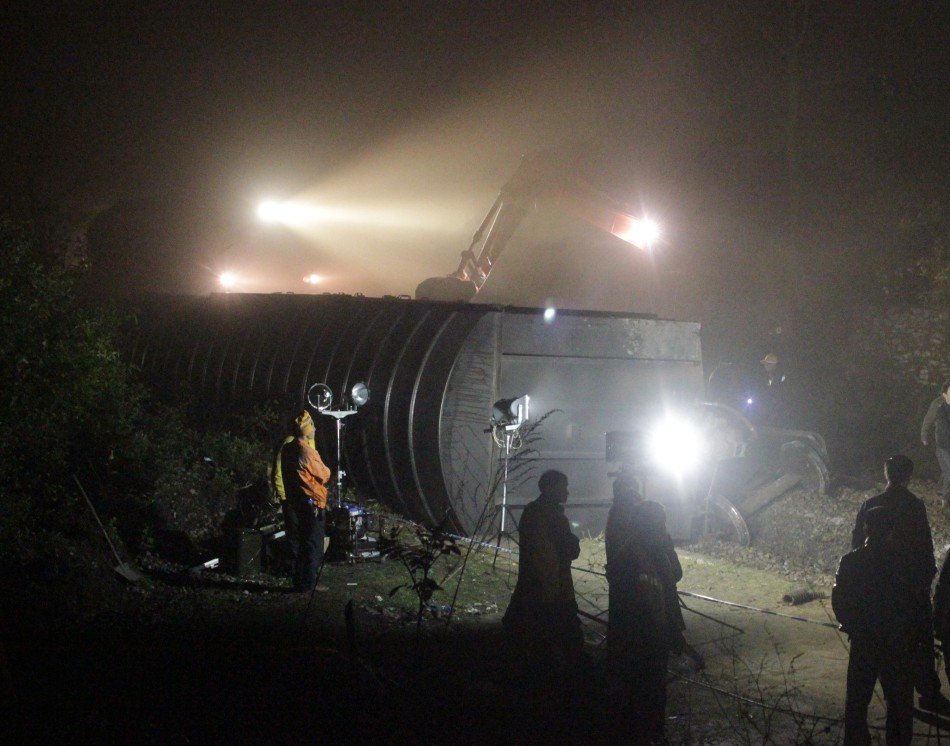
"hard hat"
761,353,779,366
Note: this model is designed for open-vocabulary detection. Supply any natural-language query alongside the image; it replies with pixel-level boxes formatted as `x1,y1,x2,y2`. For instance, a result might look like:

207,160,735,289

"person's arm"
272,447,284,502
831,554,864,635
557,514,580,561
937,405,950,449
309,445,331,485
914,501,937,586
850,504,867,550
667,538,683,585
297,444,331,508
934,550,950,641
273,438,291,502
922,397,941,445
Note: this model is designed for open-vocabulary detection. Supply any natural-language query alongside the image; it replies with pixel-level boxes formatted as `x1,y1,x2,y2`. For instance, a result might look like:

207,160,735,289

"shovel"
73,475,144,583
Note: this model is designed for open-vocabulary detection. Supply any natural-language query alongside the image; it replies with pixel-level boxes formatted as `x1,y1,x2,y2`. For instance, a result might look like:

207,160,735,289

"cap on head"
761,353,779,366
294,410,315,437
884,454,913,485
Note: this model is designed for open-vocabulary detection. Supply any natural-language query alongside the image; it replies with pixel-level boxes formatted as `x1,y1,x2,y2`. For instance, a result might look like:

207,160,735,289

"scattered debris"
782,588,828,605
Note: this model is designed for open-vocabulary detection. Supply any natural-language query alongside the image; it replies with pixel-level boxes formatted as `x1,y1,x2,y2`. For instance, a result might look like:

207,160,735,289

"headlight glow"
647,417,704,475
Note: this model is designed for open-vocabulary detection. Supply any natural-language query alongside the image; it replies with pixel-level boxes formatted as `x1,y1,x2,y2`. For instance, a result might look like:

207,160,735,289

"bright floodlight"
350,381,370,407
219,271,238,289
307,382,333,412
613,216,661,250
492,395,530,429
303,273,322,285
543,307,556,322
257,199,322,226
257,200,282,223
647,416,704,475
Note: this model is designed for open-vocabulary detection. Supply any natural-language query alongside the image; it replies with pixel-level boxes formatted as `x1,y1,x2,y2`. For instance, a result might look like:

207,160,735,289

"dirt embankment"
697,479,950,581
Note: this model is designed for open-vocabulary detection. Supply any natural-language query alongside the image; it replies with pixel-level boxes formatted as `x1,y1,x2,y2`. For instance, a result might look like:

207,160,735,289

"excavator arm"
415,151,656,302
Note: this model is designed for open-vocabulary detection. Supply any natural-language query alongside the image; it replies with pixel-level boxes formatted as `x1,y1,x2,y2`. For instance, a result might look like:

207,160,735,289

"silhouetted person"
933,548,950,687
604,474,644,563
605,499,684,744
757,351,792,426
850,454,946,713
280,411,331,593
921,381,950,508
834,506,916,745
503,470,583,667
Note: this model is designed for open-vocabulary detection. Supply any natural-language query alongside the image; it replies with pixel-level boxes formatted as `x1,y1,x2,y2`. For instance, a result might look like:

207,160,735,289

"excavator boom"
415,152,655,302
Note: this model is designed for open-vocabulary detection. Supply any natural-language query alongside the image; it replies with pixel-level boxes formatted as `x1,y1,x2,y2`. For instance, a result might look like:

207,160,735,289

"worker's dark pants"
844,635,913,746
607,649,669,743
503,601,585,670
293,503,325,592
937,448,950,506
281,500,299,568
914,639,942,701
912,595,942,701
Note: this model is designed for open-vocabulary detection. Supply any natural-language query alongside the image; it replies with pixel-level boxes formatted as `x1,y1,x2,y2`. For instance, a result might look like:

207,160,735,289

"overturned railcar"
127,294,705,537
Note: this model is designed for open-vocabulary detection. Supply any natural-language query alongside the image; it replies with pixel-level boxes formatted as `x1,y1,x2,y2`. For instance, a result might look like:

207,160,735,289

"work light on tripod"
307,380,370,506
492,394,529,431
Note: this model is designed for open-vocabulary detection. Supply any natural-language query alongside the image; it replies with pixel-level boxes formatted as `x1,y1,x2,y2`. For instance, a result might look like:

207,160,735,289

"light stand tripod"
307,381,370,508
322,408,356,507
487,395,529,569
491,424,523,568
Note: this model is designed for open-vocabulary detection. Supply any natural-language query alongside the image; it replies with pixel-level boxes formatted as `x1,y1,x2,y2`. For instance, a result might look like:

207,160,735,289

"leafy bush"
0,222,140,551
381,522,461,642
0,221,278,575
113,402,277,539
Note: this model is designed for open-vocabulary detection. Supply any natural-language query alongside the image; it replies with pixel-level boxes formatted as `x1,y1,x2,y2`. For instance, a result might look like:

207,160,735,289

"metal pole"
703,459,721,536
336,417,343,507
499,431,511,536
492,430,513,570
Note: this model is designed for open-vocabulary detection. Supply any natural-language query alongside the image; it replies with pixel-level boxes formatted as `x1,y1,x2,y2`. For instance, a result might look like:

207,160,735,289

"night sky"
2,2,947,332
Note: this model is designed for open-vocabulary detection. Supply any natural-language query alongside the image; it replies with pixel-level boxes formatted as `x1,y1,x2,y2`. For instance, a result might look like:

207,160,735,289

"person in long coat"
605,497,684,744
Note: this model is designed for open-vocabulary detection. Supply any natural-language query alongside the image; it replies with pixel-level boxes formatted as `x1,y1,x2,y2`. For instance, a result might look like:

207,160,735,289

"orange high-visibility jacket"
279,436,331,509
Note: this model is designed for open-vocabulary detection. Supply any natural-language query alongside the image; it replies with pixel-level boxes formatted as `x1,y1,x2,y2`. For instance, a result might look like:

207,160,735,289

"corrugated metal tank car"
126,293,706,539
